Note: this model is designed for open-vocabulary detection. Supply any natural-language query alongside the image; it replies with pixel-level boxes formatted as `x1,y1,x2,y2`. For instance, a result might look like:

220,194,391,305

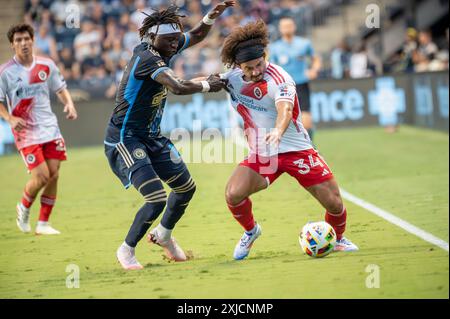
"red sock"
39,195,56,222
21,190,35,209
227,198,256,232
325,207,347,240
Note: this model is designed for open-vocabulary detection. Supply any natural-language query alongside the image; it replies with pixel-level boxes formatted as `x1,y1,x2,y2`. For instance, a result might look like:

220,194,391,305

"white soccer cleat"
116,243,144,270
334,237,359,252
35,221,61,235
16,203,31,233
233,223,262,260
147,229,187,262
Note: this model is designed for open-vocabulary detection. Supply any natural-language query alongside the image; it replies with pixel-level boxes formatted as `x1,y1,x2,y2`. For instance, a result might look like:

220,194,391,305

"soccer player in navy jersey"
104,2,235,269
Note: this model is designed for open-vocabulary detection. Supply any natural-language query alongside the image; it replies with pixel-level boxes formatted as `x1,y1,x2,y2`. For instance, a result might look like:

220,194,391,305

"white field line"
340,189,449,252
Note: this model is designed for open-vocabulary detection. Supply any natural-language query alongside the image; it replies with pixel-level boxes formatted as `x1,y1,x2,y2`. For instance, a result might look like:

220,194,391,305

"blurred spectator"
106,57,128,99
104,38,131,74
34,23,59,62
413,30,439,72
396,28,419,73
53,18,80,51
74,19,102,62
88,1,107,26
349,43,372,79
123,21,141,52
25,0,47,25
58,47,81,81
130,0,154,28
103,17,123,51
330,40,350,79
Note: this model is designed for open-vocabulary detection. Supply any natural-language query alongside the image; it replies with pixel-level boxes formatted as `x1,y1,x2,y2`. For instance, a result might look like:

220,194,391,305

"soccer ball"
299,221,336,258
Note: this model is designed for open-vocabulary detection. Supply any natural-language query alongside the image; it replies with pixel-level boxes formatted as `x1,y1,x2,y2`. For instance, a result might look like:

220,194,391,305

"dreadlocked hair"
221,19,269,68
139,5,185,40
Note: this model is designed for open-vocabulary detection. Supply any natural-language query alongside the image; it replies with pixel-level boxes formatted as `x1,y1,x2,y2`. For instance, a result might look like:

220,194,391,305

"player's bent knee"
225,187,246,206
327,196,344,215
48,171,59,183
173,180,196,201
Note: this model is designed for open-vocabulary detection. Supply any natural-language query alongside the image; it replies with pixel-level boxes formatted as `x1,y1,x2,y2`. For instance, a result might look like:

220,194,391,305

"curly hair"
221,20,269,68
139,5,185,40
7,23,34,43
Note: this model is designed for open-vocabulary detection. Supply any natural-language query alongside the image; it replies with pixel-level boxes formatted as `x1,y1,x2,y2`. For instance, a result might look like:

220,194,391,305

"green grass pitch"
0,126,448,298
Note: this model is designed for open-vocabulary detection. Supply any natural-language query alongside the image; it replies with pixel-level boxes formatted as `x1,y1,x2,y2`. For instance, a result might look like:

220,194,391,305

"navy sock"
125,165,167,247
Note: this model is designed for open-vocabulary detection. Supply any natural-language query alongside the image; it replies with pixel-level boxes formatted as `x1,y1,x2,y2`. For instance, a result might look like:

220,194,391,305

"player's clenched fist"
206,74,227,92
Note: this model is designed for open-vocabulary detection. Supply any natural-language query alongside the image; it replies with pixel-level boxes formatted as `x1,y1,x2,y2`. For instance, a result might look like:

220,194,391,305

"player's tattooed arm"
265,101,294,146
184,1,235,49
56,88,78,120
154,69,225,95
0,101,26,131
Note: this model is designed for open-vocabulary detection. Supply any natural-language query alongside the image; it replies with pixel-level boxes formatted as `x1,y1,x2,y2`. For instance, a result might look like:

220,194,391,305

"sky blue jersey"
269,36,315,85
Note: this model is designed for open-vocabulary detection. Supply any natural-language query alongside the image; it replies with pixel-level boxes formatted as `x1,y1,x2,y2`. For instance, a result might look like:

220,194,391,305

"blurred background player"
269,16,321,143
0,24,77,235
218,20,358,260
105,3,234,270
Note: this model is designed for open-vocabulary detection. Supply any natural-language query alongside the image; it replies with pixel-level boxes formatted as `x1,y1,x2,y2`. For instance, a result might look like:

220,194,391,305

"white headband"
148,23,181,35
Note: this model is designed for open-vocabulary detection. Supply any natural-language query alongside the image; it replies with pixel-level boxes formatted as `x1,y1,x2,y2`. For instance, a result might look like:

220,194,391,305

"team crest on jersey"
254,87,263,99
133,148,146,160
38,70,48,81
240,80,268,100
26,154,36,164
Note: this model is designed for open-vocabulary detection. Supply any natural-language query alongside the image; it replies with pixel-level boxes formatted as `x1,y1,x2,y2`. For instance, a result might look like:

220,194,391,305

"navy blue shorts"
104,127,186,189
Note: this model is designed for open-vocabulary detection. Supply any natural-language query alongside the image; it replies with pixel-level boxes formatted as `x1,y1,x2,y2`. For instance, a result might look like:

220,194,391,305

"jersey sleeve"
48,61,67,93
0,75,6,104
219,68,235,80
306,40,315,56
274,82,296,104
176,32,191,54
134,51,170,80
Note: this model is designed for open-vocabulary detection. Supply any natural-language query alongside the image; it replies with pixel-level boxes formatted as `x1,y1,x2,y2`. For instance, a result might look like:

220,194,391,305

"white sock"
19,203,29,212
245,223,258,235
121,241,134,251
37,221,48,226
155,224,172,242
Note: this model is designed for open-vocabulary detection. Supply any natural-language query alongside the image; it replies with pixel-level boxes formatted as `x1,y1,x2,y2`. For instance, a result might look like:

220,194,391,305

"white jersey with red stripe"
221,62,312,157
0,55,66,150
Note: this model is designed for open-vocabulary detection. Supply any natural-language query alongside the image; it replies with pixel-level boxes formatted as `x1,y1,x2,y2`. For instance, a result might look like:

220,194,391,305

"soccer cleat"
16,203,31,233
35,221,61,235
116,244,143,270
233,223,262,260
147,229,187,262
334,237,359,252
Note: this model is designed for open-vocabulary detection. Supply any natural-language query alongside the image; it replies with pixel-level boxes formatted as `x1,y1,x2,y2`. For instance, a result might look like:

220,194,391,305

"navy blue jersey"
109,33,190,141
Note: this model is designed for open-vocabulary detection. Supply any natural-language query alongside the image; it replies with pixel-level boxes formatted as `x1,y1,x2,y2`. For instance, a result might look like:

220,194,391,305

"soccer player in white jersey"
0,24,78,235
217,20,358,259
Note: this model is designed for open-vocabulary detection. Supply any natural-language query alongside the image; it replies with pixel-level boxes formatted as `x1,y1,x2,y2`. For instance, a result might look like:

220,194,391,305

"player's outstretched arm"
56,88,78,120
154,69,225,95
0,102,26,131
184,1,235,49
